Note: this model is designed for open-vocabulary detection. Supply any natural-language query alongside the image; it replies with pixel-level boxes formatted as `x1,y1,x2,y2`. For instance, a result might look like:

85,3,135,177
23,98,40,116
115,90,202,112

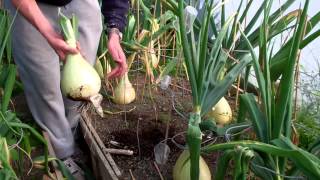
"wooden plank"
42,131,64,180
90,152,100,179
80,116,119,180
81,112,122,176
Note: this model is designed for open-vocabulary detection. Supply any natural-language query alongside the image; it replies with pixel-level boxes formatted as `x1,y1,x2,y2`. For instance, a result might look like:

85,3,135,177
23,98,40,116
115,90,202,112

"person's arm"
102,0,129,78
11,0,77,60
102,0,129,33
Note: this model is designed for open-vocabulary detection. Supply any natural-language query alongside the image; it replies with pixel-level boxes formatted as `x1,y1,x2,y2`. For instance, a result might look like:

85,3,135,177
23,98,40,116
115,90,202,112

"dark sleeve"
101,0,129,33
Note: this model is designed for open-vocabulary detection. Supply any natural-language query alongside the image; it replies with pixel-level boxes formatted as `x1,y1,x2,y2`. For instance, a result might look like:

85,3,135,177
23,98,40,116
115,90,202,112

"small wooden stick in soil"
103,148,134,156
110,140,122,148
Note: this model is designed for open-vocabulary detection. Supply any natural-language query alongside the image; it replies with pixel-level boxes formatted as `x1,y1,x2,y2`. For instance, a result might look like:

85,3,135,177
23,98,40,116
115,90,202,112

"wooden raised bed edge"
80,111,121,180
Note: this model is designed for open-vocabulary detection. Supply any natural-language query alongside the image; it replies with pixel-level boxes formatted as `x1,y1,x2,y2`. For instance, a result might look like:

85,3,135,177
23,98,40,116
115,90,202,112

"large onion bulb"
113,73,136,104
61,54,101,100
173,150,211,180
59,14,103,116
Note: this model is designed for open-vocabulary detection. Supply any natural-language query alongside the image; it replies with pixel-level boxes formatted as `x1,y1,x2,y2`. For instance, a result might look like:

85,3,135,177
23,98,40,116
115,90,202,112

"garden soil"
91,73,222,180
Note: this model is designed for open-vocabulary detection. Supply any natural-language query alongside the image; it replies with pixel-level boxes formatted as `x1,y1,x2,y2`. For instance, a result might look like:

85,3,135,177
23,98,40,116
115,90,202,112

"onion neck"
119,73,131,86
59,13,77,48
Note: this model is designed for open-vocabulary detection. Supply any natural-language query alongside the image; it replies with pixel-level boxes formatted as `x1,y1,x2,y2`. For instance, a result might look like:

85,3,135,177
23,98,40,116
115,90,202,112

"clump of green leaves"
203,0,320,179
295,107,320,150
163,0,320,179
0,8,49,178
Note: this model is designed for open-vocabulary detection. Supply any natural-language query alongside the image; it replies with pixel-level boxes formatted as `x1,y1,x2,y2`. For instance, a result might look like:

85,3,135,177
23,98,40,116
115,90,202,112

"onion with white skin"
112,73,136,105
60,14,103,116
61,53,101,100
207,97,232,126
173,150,211,180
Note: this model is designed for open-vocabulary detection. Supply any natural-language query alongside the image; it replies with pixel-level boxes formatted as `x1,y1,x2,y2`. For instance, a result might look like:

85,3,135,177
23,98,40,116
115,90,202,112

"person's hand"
107,32,127,79
11,0,79,61
45,31,79,61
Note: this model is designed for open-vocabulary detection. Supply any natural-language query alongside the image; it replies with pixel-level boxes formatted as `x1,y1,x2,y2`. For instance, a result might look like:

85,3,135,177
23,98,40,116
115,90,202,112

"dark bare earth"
91,73,220,180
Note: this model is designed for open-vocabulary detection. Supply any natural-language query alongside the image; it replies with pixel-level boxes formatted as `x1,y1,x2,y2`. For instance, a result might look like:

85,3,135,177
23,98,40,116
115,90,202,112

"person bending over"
4,0,129,177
